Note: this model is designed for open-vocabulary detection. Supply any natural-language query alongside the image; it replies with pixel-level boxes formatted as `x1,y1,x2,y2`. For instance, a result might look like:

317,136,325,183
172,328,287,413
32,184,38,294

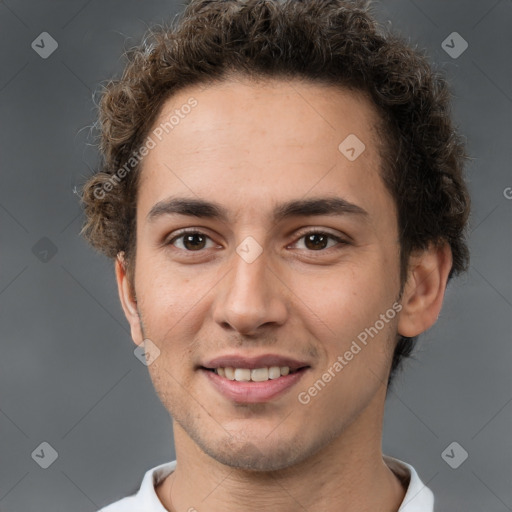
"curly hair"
80,0,470,388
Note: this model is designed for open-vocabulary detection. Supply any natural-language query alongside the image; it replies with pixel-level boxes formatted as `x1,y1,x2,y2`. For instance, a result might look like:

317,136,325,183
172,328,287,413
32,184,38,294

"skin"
115,76,452,512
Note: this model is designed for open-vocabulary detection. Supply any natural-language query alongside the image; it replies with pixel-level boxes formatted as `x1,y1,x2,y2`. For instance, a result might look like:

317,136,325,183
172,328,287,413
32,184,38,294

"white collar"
100,456,434,511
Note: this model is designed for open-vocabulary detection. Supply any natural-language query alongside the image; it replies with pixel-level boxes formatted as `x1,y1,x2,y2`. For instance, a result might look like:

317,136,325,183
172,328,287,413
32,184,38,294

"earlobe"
115,252,144,345
397,242,453,338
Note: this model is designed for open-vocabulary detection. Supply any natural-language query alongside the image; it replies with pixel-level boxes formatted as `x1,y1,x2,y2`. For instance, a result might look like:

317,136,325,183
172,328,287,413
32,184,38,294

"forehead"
136,77,391,223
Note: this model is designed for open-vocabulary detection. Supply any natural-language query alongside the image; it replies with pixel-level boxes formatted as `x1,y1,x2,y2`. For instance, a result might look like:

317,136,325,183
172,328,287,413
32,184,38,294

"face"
121,77,405,471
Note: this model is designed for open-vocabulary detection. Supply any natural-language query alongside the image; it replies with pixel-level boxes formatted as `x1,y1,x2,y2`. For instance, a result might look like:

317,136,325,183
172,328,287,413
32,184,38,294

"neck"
156,389,406,512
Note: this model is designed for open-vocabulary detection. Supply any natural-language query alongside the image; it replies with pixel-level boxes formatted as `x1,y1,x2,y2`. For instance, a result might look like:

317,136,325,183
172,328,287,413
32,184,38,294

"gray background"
0,0,511,510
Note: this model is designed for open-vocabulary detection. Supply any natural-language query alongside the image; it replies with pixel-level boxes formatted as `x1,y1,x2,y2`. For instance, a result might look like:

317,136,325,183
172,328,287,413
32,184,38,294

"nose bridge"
213,239,287,334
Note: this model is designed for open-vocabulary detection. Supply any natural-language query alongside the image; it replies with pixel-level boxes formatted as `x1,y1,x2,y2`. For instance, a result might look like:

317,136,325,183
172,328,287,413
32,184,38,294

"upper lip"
201,354,311,371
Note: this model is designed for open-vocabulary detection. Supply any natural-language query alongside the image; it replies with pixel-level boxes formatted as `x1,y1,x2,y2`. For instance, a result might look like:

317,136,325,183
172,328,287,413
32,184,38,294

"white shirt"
98,455,434,511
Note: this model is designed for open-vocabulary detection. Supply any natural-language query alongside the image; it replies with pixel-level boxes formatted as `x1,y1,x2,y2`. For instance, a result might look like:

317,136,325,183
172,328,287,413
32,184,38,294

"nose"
212,245,288,336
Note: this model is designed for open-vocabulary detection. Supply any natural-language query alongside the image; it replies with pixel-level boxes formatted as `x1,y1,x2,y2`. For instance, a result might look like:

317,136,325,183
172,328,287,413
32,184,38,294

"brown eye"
182,233,207,250
292,231,345,251
304,233,330,250
168,231,214,251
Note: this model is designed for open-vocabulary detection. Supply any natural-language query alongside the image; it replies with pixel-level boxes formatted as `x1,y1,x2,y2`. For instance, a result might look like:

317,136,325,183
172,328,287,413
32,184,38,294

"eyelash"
166,228,348,253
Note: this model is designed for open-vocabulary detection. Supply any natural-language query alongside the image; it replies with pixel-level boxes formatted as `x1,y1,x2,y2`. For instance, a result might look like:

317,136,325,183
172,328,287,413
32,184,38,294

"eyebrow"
146,196,368,224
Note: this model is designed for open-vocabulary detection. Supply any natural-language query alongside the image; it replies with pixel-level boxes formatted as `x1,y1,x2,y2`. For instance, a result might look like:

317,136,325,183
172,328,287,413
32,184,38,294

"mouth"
198,356,311,403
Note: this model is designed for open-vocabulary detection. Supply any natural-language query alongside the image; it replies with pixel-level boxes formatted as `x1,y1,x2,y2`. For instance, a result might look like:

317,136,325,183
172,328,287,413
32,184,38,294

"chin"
181,417,325,472
201,438,307,472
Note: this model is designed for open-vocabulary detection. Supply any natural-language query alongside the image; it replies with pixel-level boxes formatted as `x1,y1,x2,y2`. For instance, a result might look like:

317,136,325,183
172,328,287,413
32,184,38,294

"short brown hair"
80,0,471,387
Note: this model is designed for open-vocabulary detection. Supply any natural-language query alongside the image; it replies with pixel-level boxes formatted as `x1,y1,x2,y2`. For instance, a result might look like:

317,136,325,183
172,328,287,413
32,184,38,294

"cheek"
295,260,394,339
134,256,205,347
292,262,399,401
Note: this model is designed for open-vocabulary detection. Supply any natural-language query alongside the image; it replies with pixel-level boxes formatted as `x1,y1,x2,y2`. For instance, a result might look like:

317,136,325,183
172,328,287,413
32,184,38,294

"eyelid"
287,228,348,249
166,227,348,252
165,228,219,247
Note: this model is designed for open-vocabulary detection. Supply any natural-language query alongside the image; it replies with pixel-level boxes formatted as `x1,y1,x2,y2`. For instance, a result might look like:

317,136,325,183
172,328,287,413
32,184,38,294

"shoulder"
97,461,177,512
98,494,140,512
384,455,435,512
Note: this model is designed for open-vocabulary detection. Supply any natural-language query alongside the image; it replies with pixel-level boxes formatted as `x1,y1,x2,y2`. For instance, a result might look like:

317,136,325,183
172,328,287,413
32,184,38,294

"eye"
165,229,347,254
167,230,217,251
291,230,346,251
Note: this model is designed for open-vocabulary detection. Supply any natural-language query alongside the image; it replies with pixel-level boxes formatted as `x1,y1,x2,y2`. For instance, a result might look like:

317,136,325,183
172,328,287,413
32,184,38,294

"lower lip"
201,368,308,403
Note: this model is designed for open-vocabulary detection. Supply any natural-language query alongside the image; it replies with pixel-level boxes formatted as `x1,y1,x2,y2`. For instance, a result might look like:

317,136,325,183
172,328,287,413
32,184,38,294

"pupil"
184,234,205,250
305,233,327,250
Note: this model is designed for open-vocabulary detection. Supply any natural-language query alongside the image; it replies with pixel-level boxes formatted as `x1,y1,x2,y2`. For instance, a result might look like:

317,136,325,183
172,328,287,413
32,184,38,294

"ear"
397,241,453,338
115,252,144,346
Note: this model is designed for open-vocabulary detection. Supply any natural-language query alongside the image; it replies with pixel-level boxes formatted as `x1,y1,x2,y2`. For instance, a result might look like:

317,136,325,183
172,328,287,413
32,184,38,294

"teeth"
214,366,293,381
268,366,281,379
234,368,251,381
251,368,268,382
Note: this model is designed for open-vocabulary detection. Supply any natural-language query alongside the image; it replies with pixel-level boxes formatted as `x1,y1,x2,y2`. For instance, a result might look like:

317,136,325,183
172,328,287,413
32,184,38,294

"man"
81,0,470,510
